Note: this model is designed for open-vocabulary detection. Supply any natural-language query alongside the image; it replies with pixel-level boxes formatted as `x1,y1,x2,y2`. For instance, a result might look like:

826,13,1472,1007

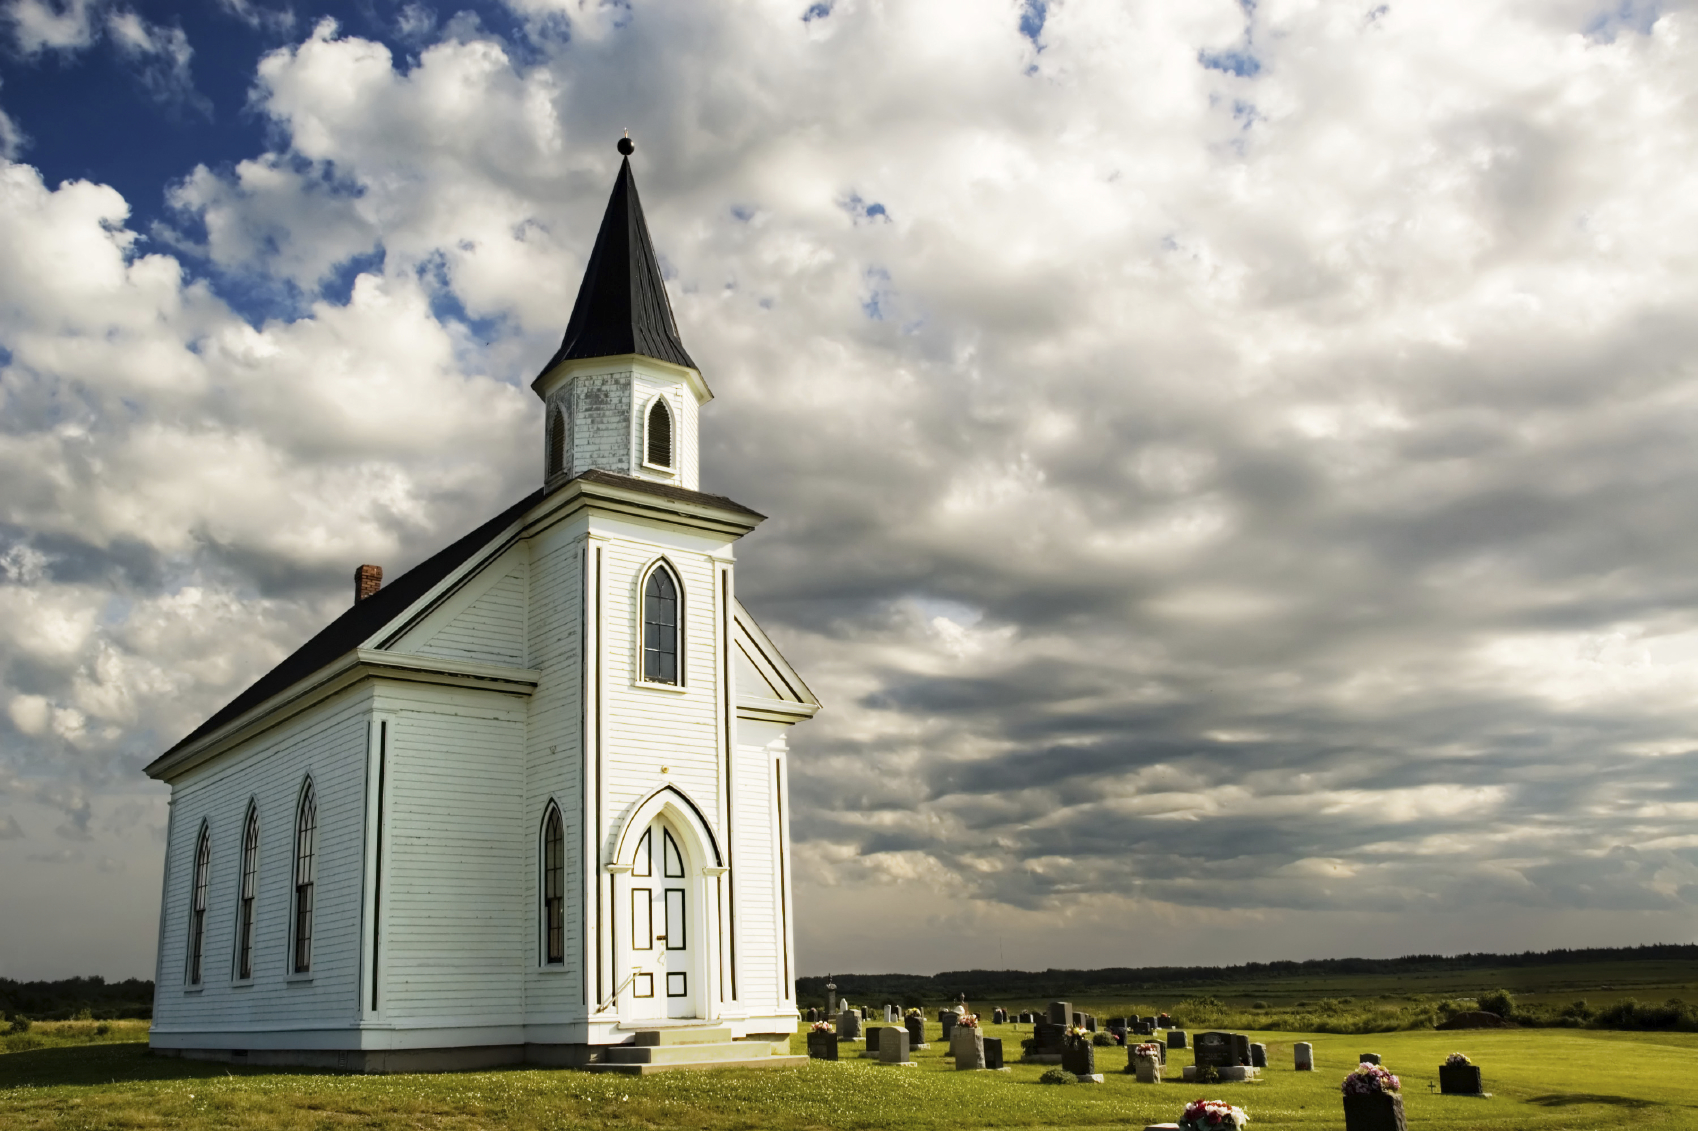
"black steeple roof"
538,148,697,375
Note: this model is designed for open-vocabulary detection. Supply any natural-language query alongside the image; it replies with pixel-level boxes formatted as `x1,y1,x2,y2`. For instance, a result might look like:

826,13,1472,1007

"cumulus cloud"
6,0,1698,974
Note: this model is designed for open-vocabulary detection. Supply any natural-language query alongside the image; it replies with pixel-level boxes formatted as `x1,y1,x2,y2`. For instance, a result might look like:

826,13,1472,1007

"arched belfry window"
548,409,567,477
186,823,211,985
235,804,259,980
642,564,680,684
646,397,673,470
542,804,565,965
292,781,316,974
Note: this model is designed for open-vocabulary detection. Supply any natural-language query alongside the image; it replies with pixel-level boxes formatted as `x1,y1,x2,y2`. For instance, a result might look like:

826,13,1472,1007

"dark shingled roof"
538,156,697,376
155,472,761,767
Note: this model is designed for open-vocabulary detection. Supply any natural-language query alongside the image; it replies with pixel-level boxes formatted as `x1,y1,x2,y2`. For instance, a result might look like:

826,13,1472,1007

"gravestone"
905,1015,926,1048
885,1005,897,1023
984,1036,1004,1070
1250,1043,1267,1069
1062,1035,1096,1077
1155,1039,1167,1064
1132,1046,1162,1084
1232,1034,1251,1066
838,1008,862,1041
1359,1052,1382,1066
1020,1011,1035,1024
860,1007,869,1020
1294,1042,1313,1071
806,1007,816,1023
937,1010,950,1023
940,1013,958,1042
879,1025,912,1065
1048,1001,1072,1026
1157,1013,1172,1028
826,978,837,1018
1072,1011,1084,1028
993,1008,1007,1025
807,1029,838,1061
1169,1030,1187,1050
1133,1022,1153,1036
1193,1031,1237,1070
952,1024,986,1070
1085,1014,1097,1031
1027,1020,1067,1060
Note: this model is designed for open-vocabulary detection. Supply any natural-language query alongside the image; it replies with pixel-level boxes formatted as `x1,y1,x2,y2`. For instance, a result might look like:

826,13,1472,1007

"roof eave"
532,352,713,406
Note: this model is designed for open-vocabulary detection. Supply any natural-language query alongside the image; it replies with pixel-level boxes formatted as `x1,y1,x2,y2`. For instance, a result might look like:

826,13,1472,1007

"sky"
2,0,1697,981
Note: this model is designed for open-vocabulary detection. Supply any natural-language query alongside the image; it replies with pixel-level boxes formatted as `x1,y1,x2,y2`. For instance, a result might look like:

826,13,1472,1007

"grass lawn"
3,1019,1698,1129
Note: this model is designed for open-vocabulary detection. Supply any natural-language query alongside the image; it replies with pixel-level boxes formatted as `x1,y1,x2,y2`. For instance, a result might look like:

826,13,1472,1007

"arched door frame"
605,785,725,1022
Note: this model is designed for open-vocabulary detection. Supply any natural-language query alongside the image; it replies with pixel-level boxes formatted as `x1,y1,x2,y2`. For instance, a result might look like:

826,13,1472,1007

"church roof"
537,153,698,376
154,471,761,768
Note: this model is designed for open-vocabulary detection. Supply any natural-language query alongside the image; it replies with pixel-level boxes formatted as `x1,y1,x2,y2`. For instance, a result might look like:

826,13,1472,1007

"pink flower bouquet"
1178,1098,1250,1129
1341,1063,1400,1095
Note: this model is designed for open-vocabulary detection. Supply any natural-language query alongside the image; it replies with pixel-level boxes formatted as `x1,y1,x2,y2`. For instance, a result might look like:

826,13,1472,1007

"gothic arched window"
646,397,673,470
542,804,565,965
292,781,316,974
643,565,680,684
548,408,566,477
187,823,211,985
235,803,259,980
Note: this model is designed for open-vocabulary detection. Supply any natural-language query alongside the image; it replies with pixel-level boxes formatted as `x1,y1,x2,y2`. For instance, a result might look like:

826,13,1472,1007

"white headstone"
1294,1041,1314,1071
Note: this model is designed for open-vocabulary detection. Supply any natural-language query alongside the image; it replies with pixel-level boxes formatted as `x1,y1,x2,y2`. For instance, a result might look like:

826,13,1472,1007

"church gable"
389,552,528,667
733,601,817,708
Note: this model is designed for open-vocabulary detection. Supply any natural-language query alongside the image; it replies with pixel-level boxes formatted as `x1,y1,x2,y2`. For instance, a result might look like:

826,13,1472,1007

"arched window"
187,824,211,985
292,782,316,974
547,409,566,477
542,805,565,965
642,565,679,684
235,804,259,980
646,397,673,469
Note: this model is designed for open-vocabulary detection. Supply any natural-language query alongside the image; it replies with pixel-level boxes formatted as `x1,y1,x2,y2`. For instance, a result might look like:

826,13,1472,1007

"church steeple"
538,136,696,375
533,137,710,495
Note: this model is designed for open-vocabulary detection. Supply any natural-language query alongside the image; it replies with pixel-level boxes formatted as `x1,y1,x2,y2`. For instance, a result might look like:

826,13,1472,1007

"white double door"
627,817,696,1019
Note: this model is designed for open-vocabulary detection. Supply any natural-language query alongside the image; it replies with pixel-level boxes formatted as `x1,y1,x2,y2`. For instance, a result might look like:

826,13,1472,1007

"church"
144,138,819,1074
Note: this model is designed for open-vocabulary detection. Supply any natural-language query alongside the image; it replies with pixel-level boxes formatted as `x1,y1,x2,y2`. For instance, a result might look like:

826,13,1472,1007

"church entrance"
626,816,697,1019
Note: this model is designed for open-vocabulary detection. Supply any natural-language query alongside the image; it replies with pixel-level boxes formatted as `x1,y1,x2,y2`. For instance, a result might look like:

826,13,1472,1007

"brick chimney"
355,564,383,605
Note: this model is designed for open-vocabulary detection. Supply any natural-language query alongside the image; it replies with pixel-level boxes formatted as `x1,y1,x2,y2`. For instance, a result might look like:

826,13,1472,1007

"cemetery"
5,1010,1698,1129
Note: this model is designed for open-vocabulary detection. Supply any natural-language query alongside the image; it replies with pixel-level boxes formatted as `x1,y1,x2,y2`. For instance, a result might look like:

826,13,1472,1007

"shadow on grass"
0,1042,305,1089
1524,1093,1659,1109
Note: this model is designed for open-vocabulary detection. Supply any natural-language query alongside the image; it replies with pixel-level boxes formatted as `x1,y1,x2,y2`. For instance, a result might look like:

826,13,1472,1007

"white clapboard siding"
598,540,723,846
379,692,528,1026
732,735,780,1008
410,564,528,668
523,526,587,1017
154,692,372,1035
631,372,700,492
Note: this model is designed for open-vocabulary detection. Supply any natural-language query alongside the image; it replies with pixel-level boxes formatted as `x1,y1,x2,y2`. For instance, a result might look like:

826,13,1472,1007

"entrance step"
630,1025,735,1047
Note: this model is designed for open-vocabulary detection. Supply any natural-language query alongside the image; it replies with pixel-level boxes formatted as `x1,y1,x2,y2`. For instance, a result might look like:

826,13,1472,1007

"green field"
4,1018,1698,1129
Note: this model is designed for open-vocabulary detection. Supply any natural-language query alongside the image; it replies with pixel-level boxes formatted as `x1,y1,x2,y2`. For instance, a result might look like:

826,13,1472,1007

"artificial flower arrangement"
956,1013,981,1029
905,1008,922,1018
1341,1063,1401,1095
809,1020,834,1033
1066,1025,1091,1040
1444,1052,1471,1067
1178,1098,1250,1129
1132,1042,1163,1058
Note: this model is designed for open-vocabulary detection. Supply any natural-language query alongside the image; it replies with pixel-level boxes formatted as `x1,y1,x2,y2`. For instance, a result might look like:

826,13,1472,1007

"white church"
144,138,819,1074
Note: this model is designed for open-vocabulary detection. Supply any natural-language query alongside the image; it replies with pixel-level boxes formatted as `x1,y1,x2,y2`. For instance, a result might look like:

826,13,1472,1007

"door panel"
626,818,698,1019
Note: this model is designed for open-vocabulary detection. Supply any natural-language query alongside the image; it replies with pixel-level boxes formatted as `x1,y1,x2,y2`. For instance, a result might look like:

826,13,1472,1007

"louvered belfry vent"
647,399,673,468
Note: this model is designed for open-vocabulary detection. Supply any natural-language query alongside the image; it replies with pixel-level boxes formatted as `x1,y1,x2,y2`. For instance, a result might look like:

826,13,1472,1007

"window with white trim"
293,782,316,974
542,804,565,965
642,565,680,684
187,824,210,985
235,804,258,980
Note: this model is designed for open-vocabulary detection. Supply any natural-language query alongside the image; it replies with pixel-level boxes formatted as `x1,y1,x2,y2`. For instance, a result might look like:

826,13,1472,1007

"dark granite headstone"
993,1008,1007,1024
1157,1013,1172,1028
1085,1014,1097,1031
1108,1017,1126,1030
1193,1031,1237,1070
1061,1037,1096,1076
1360,1052,1382,1066
984,1036,1004,1070
1032,1020,1067,1054
838,1008,862,1040
1047,1001,1072,1026
1072,1011,1084,1028
1250,1042,1267,1068
940,1013,958,1042
1232,1033,1251,1066
1020,1011,1035,1024
1169,1029,1187,1050
807,1030,839,1061
905,1015,925,1047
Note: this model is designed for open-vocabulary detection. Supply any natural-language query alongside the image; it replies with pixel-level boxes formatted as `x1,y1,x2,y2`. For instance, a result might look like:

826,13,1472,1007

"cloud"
7,0,1698,975
4,1,209,114
0,812,22,840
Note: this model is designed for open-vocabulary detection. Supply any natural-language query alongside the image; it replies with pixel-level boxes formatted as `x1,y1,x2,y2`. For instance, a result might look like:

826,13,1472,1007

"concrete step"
587,1053,808,1076
607,1041,772,1065
628,1025,735,1047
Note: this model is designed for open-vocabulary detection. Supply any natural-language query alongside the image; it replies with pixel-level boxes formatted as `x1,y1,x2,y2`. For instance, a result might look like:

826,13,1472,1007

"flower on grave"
1178,1098,1249,1129
957,1013,981,1029
905,1008,922,1018
1066,1025,1091,1040
809,1021,834,1033
1133,1042,1163,1058
1444,1052,1471,1067
1341,1063,1401,1095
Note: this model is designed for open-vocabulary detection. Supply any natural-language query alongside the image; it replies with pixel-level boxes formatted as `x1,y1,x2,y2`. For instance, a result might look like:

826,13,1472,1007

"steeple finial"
618,129,633,156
